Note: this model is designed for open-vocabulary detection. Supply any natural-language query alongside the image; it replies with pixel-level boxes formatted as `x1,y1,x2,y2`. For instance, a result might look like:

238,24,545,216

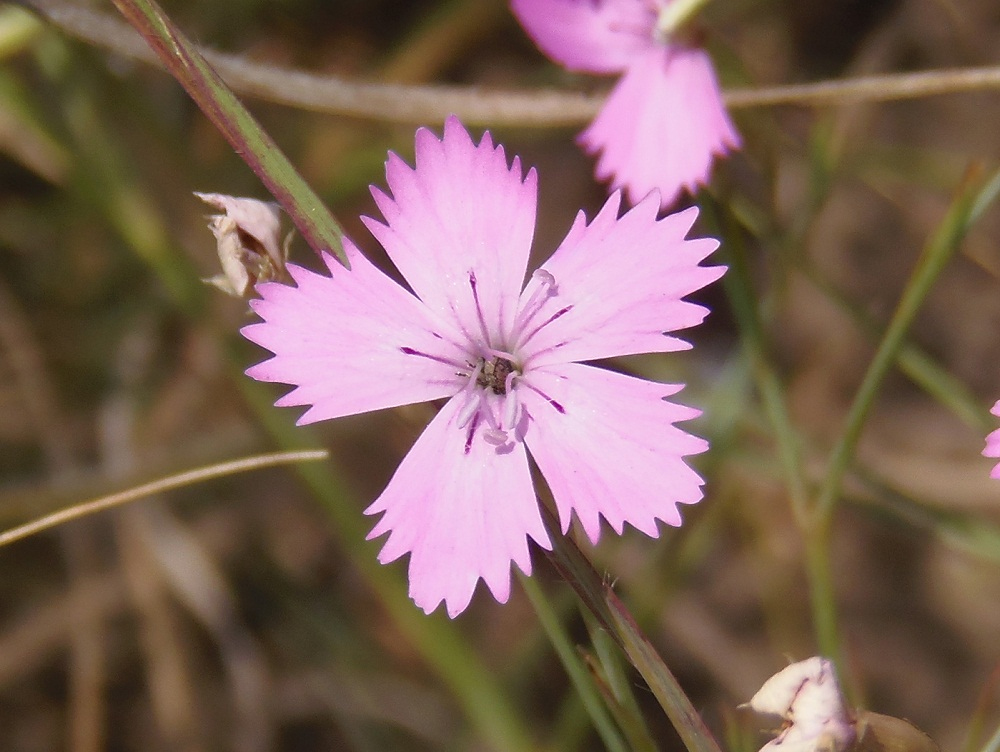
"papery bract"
747,657,856,752
243,116,724,616
984,400,1000,479
511,0,740,210
196,192,288,297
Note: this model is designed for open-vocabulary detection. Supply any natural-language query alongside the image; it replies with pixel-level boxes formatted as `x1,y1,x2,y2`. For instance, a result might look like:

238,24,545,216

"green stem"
604,590,722,752
519,574,629,752
798,259,993,433
979,719,1000,752
806,166,1000,662
711,200,810,527
585,614,660,752
803,523,839,664
109,0,349,267
656,0,713,36
814,166,1000,524
542,508,723,752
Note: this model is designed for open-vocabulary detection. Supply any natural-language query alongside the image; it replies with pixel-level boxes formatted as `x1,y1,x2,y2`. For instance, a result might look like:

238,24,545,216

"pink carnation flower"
511,0,741,210
243,117,724,617
984,401,1000,479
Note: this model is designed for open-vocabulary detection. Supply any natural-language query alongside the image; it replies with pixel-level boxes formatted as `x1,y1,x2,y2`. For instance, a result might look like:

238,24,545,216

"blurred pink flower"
242,117,723,617
984,401,1000,479
511,0,740,210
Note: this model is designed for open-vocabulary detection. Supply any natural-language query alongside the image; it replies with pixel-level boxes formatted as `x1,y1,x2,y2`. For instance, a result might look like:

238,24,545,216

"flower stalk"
541,509,724,752
808,164,1000,662
109,0,349,267
656,0,714,37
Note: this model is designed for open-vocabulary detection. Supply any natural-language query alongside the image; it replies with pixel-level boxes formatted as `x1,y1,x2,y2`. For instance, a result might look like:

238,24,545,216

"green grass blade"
814,165,1000,523
109,0,349,267
519,574,629,752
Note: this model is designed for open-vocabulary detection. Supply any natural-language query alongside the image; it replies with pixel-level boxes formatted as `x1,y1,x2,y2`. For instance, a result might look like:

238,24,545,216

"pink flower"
511,0,741,210
242,117,723,617
984,401,1000,479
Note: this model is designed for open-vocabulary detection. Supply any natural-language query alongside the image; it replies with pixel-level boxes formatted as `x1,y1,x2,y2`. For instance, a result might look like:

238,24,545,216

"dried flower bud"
745,657,855,752
196,192,290,298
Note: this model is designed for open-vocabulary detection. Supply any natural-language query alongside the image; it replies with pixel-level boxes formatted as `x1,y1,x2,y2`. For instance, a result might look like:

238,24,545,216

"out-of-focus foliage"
1,0,999,750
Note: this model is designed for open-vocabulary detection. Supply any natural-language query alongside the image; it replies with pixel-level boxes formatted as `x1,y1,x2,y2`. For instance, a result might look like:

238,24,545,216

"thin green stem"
519,574,629,752
604,590,723,752
656,0,713,36
813,166,1000,524
108,0,348,266
0,5,42,58
979,720,1000,752
803,526,840,664
542,508,723,752
585,613,660,752
707,198,810,526
805,166,1000,662
798,259,993,433
0,450,328,548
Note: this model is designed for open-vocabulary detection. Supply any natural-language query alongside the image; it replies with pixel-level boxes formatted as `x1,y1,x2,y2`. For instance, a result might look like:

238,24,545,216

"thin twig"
723,67,1000,109
18,0,1000,126
0,450,329,548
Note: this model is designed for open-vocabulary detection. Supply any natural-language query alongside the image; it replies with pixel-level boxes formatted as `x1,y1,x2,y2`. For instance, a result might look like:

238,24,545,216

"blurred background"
1,0,1000,749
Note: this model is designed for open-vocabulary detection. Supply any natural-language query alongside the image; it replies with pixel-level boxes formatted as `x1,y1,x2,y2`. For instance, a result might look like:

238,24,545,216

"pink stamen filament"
502,384,519,431
455,359,486,429
479,344,518,362
513,269,556,335
455,390,482,430
467,271,494,349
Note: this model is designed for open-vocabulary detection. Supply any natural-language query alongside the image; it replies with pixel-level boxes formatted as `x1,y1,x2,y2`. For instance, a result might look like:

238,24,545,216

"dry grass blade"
0,450,329,548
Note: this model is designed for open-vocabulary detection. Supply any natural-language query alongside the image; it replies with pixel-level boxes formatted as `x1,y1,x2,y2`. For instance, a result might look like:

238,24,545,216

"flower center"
476,356,517,395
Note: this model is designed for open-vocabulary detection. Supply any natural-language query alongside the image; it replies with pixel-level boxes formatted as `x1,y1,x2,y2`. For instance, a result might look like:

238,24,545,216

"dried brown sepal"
851,712,939,752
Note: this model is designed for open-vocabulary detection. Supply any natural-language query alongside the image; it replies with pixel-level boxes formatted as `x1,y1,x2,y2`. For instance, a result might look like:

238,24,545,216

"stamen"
482,428,508,446
478,399,501,432
477,356,516,395
467,359,485,386
514,269,557,335
468,271,493,348
456,389,483,429
480,344,518,362
502,387,519,430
